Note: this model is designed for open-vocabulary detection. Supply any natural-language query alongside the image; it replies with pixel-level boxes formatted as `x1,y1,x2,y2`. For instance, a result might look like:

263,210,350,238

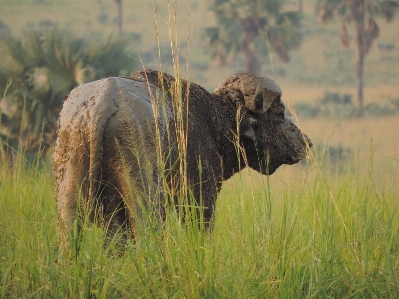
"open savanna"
1,0,399,297
1,0,398,89
1,128,399,298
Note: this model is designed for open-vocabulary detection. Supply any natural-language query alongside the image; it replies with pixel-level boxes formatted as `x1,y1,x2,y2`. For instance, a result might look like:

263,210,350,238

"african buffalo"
52,69,311,247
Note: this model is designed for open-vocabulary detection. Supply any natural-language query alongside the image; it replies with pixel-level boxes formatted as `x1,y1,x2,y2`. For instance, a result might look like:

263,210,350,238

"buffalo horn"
246,78,282,114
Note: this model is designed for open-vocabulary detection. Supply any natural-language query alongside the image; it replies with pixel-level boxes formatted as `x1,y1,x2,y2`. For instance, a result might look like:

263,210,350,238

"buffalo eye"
251,119,261,129
279,113,285,123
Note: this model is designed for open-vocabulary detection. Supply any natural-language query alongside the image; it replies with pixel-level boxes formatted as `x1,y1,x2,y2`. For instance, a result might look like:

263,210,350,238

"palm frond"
0,24,134,153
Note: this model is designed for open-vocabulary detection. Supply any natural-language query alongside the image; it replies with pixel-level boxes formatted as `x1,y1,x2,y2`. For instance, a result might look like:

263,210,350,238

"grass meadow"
1,138,399,298
1,0,399,298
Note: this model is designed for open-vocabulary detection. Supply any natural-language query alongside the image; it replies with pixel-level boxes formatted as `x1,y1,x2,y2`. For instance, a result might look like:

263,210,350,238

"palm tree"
205,0,302,75
114,0,123,33
0,23,133,153
316,0,399,108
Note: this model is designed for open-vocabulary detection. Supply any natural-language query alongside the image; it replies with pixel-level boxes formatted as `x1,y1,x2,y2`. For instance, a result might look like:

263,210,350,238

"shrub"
292,102,320,118
293,91,399,119
0,21,134,154
301,143,352,174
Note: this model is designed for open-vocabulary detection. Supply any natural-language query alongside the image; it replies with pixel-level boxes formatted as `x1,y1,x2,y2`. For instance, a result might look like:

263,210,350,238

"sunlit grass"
1,1,399,298
0,147,398,298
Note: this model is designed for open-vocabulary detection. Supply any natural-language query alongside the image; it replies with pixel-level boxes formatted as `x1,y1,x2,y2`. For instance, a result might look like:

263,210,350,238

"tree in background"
114,0,123,33
0,22,133,153
316,0,399,108
0,20,11,41
205,0,302,75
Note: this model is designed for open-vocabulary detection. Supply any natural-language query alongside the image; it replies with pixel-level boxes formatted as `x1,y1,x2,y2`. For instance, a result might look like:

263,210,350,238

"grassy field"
1,146,398,298
1,0,399,297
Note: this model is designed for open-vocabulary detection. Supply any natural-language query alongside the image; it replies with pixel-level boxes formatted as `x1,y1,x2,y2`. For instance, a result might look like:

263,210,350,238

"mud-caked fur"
52,69,311,247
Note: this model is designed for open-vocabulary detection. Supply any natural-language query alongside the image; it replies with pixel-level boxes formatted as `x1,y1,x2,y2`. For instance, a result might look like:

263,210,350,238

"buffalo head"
215,73,312,175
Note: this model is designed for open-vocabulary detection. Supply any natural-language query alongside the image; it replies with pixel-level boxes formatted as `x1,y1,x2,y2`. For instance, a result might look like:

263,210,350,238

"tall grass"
1,144,398,298
1,2,399,298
